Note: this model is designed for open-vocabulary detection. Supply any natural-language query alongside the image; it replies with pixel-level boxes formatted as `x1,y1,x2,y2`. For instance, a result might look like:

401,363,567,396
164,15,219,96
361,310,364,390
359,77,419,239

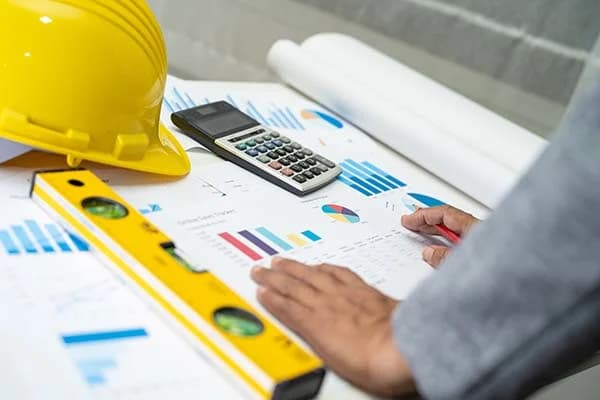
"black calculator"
171,101,342,196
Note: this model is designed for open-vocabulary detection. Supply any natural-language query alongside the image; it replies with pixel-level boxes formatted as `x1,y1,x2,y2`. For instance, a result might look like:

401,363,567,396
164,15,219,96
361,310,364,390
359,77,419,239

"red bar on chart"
219,232,262,261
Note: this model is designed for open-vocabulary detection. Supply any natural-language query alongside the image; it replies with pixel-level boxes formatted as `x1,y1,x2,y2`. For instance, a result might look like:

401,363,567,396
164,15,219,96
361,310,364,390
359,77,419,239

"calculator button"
302,148,314,156
310,167,322,175
291,165,303,173
315,155,336,168
283,145,294,153
287,155,298,162
280,168,294,177
256,145,268,153
245,149,259,157
291,142,302,150
265,142,276,150
267,151,279,159
235,143,247,150
269,161,283,170
317,165,329,173
272,139,283,147
257,129,265,134
302,171,314,179
257,155,271,163
255,137,264,144
279,158,291,166
294,151,305,159
245,140,257,147
298,161,310,169
271,132,280,138
293,175,307,183
305,158,317,166
280,137,291,144
276,149,287,157
262,134,271,140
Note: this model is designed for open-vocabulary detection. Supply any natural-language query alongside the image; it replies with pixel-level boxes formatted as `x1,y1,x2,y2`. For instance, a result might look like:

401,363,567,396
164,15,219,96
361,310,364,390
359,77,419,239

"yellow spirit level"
30,169,325,400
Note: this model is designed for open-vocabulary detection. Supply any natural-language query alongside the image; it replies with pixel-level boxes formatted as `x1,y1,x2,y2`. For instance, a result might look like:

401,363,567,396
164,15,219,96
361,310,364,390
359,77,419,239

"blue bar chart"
0,219,89,256
162,85,200,113
138,203,162,215
220,226,322,261
61,328,148,386
163,85,305,131
337,159,406,197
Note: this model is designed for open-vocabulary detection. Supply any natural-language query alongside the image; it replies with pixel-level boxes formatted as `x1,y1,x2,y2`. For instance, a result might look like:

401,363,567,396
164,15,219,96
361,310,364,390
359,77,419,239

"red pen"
413,204,462,245
434,223,462,245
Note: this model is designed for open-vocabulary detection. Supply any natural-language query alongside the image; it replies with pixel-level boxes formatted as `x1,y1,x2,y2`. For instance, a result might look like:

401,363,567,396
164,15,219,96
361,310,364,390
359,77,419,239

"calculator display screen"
192,109,259,138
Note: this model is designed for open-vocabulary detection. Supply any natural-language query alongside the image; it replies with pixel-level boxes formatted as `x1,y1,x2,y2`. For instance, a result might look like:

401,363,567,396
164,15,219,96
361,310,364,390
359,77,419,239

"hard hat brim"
0,123,190,176
107,123,191,176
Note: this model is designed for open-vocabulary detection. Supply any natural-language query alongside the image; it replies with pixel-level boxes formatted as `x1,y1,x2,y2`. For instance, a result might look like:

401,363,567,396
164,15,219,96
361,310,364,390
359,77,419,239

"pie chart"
321,204,360,223
402,193,445,211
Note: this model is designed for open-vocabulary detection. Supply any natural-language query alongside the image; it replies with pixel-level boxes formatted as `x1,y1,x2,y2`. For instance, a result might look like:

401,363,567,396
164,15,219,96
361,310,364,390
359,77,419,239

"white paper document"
0,138,29,163
0,164,242,400
0,71,488,399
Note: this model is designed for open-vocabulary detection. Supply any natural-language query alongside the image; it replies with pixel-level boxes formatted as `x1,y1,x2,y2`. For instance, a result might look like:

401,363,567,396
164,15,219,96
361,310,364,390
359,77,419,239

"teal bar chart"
337,159,406,197
0,219,89,256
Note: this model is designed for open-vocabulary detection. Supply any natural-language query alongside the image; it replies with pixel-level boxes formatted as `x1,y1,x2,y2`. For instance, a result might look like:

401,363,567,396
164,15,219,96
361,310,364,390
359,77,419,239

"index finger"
271,257,340,292
401,205,475,235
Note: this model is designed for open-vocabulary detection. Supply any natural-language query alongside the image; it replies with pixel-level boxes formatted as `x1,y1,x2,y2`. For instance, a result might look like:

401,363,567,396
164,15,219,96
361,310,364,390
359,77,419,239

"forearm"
391,84,600,399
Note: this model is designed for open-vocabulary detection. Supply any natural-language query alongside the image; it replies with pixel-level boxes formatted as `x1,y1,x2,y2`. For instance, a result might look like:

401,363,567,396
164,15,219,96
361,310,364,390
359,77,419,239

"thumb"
422,245,451,268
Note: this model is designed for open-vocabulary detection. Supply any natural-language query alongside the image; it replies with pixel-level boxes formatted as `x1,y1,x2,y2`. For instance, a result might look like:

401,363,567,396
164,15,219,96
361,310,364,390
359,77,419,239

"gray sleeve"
392,83,600,400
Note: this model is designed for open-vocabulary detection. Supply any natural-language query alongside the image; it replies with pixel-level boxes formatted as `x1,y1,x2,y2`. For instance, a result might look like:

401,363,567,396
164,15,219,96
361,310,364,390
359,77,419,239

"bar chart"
138,203,162,215
162,84,306,131
226,95,305,131
61,328,148,386
218,227,322,261
337,159,407,197
162,85,204,114
0,219,90,256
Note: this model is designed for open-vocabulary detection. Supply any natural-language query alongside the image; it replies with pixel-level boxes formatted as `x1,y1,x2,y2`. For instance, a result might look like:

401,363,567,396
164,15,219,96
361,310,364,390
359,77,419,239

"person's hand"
401,205,479,267
251,257,416,397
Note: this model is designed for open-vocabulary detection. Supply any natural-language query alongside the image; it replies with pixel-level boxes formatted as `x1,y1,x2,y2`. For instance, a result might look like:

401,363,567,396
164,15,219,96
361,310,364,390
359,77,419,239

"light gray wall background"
147,1,600,398
148,0,600,139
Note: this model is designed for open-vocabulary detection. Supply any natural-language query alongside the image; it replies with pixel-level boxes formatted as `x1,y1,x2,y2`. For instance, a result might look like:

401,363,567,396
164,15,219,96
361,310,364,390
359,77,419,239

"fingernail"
256,286,268,299
271,256,283,265
423,247,433,262
251,265,263,276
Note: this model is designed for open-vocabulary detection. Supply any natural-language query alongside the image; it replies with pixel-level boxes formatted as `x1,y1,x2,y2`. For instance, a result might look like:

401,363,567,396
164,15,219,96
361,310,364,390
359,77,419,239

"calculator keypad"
224,129,339,192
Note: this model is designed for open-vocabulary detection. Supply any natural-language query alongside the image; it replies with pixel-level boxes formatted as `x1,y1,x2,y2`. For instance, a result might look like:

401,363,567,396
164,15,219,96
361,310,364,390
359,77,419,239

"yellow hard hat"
0,0,190,176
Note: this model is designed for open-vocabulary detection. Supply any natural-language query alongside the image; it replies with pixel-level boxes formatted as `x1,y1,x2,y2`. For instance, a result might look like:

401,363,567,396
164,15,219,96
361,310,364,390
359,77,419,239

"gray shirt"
392,81,600,399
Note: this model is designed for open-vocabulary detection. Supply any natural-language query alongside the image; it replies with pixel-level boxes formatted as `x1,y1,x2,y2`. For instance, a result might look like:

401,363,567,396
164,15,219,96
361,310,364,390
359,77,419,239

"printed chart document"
0,163,243,400
0,73,487,399
121,77,488,303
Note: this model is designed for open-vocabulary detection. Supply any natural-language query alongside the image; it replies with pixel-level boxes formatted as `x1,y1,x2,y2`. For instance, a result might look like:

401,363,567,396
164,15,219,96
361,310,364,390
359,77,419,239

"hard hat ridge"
54,0,167,76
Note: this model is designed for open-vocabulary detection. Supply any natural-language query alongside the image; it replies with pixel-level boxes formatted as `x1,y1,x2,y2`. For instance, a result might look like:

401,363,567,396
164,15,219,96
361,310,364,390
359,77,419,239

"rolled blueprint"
300,34,547,174
267,40,517,207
